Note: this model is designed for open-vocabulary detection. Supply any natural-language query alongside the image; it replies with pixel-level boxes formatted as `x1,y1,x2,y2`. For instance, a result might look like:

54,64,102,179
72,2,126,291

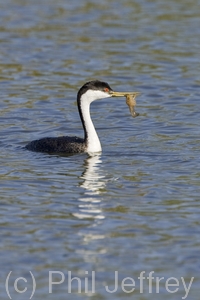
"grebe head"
77,80,114,104
77,80,137,104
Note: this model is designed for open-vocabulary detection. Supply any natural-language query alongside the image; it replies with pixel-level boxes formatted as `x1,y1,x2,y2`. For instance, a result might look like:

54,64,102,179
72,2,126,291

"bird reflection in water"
73,154,106,220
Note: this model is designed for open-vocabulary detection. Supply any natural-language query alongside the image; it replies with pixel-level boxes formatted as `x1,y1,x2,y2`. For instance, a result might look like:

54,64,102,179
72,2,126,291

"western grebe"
25,80,139,154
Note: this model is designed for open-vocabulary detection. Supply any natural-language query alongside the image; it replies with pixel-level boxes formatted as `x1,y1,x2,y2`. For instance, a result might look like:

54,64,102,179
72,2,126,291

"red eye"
104,88,109,92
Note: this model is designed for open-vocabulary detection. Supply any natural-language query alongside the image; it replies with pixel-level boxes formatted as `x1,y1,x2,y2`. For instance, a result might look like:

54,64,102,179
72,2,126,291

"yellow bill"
110,91,140,97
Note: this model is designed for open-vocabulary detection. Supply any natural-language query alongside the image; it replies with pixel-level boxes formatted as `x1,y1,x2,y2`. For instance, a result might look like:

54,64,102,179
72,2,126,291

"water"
0,0,200,299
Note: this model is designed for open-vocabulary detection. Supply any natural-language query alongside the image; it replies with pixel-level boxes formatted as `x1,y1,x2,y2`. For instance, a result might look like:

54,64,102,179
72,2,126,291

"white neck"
80,90,111,153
